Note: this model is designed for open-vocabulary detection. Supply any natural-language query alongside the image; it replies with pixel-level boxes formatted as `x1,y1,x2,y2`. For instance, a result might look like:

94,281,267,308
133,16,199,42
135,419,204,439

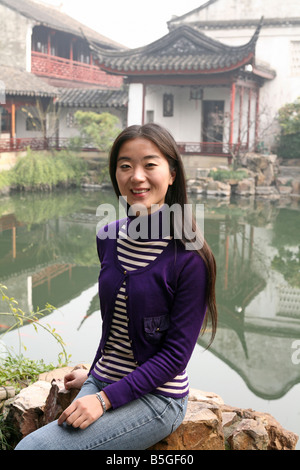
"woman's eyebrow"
117,155,161,161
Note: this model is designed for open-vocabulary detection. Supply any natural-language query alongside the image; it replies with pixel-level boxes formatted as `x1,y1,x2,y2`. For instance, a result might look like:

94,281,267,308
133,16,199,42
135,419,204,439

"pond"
0,188,299,447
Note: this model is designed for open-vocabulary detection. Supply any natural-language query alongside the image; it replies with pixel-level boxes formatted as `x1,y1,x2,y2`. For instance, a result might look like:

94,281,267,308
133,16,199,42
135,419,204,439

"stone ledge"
3,366,299,451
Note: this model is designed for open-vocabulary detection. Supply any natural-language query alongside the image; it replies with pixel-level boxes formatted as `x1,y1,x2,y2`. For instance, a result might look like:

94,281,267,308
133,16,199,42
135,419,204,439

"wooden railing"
31,51,123,87
177,141,247,156
0,137,49,152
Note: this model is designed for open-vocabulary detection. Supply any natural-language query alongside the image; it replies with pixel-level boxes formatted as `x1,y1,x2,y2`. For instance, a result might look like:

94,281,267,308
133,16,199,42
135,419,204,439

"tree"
72,111,120,152
277,97,300,159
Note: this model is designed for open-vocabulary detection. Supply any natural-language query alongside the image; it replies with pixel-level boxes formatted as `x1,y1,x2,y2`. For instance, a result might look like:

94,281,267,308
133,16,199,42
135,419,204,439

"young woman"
15,123,217,450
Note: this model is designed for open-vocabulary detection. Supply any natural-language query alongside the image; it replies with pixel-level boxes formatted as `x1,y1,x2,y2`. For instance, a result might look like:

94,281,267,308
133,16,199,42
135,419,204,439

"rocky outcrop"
187,153,300,199
2,366,298,450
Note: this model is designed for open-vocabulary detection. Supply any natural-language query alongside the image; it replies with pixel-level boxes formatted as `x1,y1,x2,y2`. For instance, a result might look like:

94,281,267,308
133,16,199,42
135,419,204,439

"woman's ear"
169,169,176,186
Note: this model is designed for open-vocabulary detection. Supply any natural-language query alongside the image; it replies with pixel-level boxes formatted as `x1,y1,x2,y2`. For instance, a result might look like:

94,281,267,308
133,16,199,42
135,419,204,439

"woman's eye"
119,164,130,169
146,162,157,168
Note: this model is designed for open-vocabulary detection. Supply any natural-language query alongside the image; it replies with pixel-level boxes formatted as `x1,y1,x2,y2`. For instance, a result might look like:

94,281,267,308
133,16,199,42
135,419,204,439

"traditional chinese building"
91,22,275,164
0,0,126,152
168,0,300,151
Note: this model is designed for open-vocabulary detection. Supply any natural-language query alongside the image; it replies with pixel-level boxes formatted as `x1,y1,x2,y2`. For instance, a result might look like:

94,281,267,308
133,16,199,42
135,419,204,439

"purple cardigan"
89,218,207,409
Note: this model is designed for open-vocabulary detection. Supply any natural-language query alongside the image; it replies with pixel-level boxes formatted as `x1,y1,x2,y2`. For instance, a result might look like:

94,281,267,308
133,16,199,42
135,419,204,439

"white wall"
143,84,259,148
16,107,44,139
127,83,144,126
144,85,234,143
175,0,300,23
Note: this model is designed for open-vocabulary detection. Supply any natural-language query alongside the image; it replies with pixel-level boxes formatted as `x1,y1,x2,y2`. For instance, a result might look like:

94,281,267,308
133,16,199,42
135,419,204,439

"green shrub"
12,149,87,190
277,98,300,159
209,168,248,182
277,133,300,159
0,170,12,191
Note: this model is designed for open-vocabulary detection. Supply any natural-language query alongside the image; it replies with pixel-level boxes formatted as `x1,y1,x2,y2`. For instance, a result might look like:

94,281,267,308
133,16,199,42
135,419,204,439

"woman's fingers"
57,395,103,429
57,403,75,425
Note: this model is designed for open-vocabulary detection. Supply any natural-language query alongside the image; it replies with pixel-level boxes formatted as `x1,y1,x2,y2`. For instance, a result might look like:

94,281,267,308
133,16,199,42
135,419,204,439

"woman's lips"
131,188,150,195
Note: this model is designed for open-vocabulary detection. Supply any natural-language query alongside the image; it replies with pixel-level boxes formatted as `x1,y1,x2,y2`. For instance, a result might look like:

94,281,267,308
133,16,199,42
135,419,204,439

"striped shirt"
92,220,189,397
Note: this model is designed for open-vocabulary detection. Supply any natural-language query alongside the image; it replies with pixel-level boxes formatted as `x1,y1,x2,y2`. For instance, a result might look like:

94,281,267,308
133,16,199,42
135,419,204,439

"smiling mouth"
131,189,150,194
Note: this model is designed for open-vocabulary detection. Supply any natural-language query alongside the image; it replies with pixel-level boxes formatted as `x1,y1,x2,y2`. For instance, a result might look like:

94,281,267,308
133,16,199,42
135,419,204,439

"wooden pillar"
47,32,51,55
142,82,146,125
229,82,236,151
255,87,260,151
247,88,252,149
11,103,16,138
70,40,73,61
238,86,244,147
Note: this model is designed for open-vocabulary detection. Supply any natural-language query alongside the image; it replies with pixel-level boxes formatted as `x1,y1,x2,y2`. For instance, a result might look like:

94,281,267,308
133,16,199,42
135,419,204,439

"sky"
41,0,206,48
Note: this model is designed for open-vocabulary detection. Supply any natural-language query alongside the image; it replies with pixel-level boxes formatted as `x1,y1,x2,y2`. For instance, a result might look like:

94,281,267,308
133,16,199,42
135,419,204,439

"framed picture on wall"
163,94,173,117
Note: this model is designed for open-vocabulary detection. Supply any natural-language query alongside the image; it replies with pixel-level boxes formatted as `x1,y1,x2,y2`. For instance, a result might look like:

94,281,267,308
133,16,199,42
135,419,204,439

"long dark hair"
109,123,217,346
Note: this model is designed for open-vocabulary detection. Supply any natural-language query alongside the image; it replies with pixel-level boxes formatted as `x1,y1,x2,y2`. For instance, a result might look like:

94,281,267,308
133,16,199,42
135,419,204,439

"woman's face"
115,137,175,213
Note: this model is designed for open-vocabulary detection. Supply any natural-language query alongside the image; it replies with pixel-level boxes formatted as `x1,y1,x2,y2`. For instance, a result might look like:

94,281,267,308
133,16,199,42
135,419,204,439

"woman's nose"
131,167,146,182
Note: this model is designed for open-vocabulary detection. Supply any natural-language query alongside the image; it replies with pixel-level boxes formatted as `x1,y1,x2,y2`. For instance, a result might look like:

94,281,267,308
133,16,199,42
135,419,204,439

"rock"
206,180,231,197
4,366,299,451
255,186,280,200
227,418,269,450
278,185,293,196
6,380,51,443
188,388,224,405
246,153,277,186
43,379,79,425
149,401,224,451
196,168,211,178
234,178,255,196
189,181,207,194
220,404,299,451
291,179,300,196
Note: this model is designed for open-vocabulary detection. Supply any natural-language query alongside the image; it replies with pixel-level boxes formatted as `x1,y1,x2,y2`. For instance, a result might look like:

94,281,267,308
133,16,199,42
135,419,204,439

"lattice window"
66,111,77,128
290,41,300,76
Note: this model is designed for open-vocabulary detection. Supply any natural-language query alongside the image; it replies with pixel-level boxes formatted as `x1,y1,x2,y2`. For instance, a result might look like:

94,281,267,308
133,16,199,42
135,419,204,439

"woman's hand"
64,368,88,391
57,392,111,430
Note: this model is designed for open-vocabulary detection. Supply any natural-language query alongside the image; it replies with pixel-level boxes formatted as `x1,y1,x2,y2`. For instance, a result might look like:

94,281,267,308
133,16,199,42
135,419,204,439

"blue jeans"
15,375,188,450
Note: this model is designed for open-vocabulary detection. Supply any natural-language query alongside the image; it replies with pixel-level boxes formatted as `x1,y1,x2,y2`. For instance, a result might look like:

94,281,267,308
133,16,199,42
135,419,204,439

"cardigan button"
123,270,127,275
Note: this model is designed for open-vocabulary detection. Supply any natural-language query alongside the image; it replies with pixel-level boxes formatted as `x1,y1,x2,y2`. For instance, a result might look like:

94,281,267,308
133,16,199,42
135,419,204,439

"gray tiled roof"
58,87,128,108
0,0,124,49
172,17,300,30
0,65,58,97
90,24,261,75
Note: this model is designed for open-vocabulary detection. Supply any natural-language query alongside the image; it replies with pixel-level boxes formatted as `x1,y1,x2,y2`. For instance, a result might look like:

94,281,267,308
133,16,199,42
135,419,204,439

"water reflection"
189,195,300,403
0,190,300,404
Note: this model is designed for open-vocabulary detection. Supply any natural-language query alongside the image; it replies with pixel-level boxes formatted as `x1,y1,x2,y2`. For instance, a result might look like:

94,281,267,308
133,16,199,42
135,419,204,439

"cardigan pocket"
144,314,170,345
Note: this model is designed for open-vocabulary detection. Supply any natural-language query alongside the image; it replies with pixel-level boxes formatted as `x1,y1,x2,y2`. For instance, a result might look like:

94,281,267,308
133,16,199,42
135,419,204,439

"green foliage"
277,97,300,158
277,133,300,159
0,283,71,449
72,111,120,151
272,247,300,288
0,284,70,370
278,97,300,135
11,149,87,190
209,168,248,182
0,170,12,191
0,354,56,392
